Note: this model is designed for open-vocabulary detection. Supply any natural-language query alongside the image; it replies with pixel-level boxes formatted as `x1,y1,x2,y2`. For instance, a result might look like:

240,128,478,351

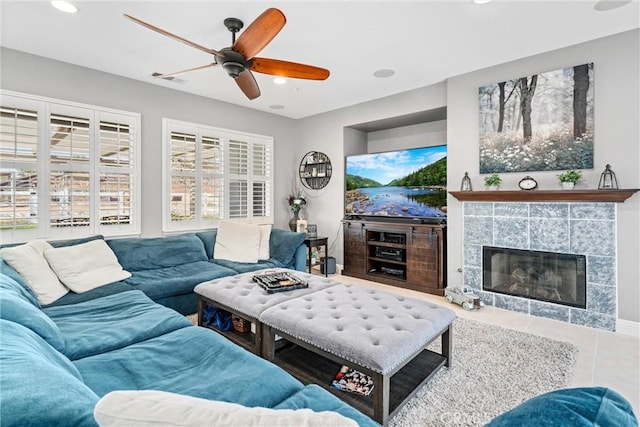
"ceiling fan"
124,8,330,100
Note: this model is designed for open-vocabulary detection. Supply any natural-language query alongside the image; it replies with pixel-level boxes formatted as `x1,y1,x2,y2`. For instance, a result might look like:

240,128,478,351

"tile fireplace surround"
462,202,617,331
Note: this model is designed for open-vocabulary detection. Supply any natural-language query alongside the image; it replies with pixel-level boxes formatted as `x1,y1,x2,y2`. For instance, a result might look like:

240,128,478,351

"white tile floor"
334,273,640,416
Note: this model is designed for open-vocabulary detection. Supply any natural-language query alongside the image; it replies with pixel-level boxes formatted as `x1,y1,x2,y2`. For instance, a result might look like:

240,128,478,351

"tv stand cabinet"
342,219,447,296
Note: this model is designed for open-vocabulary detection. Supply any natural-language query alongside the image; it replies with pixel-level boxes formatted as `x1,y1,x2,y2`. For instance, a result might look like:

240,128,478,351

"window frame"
162,118,273,233
0,90,141,244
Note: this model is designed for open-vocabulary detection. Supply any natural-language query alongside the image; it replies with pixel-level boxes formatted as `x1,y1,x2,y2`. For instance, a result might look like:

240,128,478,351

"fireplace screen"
482,246,586,309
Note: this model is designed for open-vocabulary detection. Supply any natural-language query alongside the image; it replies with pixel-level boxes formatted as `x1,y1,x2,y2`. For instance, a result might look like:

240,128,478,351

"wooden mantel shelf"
449,189,639,203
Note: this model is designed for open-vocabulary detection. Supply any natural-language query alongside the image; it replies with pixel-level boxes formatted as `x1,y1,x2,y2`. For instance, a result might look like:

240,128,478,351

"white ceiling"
1,1,638,119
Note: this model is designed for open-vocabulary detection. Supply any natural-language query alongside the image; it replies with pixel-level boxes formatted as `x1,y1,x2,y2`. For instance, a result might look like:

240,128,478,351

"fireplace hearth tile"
494,218,528,248
530,203,569,218
530,218,569,253
494,202,528,217
464,202,493,216
571,220,616,256
494,294,529,314
571,309,615,331
530,300,570,322
464,216,493,245
587,256,616,286
587,283,616,315
570,203,615,220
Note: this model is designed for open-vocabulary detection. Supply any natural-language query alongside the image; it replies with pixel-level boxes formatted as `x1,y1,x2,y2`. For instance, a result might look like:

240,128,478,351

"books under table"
331,365,374,396
252,271,309,293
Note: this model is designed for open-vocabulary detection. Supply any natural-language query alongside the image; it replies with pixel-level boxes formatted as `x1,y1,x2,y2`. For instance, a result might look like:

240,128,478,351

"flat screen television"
345,145,447,220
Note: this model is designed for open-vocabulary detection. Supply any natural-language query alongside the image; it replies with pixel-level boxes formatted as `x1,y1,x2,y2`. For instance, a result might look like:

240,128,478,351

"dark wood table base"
262,323,452,426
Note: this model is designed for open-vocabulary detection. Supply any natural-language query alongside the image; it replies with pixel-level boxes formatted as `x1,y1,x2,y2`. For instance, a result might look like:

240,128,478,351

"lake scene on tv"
345,146,447,219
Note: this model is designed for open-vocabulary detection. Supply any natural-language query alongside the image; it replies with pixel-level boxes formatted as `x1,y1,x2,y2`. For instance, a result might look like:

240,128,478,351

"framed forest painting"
478,63,594,173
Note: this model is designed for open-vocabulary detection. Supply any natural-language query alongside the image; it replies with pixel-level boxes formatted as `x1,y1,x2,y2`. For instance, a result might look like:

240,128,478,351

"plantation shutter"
0,104,39,233
228,139,248,218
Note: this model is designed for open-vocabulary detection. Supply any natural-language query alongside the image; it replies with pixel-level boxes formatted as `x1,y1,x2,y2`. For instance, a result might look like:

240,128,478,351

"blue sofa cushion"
107,233,208,271
44,290,192,360
487,387,638,427
0,269,40,307
269,229,306,267
75,326,303,408
49,234,104,247
43,281,135,308
0,320,99,426
195,230,217,259
274,384,379,427
0,275,65,352
123,261,237,300
0,260,37,300
212,258,281,274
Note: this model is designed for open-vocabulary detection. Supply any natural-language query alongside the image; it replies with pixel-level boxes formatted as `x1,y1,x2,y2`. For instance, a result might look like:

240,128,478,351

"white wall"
367,120,447,153
446,29,640,323
0,47,299,234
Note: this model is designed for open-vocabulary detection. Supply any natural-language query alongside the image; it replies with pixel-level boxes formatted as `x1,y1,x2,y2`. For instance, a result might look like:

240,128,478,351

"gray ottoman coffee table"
195,269,457,426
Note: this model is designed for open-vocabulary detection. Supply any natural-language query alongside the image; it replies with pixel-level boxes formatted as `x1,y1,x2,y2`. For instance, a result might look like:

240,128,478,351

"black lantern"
460,172,472,191
598,164,619,189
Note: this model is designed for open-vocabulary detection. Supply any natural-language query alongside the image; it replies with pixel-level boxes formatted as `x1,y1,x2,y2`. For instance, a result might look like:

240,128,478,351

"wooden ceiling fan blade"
153,63,217,79
235,70,261,100
251,58,330,80
232,8,286,60
124,14,224,58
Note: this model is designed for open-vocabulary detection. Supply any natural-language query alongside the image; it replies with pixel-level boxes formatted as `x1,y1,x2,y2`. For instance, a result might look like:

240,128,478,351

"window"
163,119,272,232
0,91,140,243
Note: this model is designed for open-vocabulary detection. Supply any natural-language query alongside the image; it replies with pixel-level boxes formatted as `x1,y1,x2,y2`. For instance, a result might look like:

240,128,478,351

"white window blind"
163,118,273,232
0,104,39,234
0,91,141,243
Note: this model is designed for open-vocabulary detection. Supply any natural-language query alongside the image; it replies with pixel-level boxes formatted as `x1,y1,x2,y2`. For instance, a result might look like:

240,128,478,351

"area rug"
389,318,579,427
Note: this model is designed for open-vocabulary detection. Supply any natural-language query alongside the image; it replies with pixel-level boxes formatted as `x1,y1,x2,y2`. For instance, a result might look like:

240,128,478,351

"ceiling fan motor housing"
217,48,248,78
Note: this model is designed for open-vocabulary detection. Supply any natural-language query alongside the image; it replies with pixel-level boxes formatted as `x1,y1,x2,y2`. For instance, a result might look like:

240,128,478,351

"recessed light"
473,0,492,4
273,77,286,85
594,0,631,11
51,1,78,13
373,69,395,78
269,105,285,110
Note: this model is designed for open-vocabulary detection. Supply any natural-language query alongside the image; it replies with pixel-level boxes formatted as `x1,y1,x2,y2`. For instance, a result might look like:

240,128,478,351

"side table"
303,236,328,277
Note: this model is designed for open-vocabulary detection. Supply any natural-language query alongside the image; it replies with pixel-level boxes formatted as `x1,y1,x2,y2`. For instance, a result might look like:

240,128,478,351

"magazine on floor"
330,365,374,396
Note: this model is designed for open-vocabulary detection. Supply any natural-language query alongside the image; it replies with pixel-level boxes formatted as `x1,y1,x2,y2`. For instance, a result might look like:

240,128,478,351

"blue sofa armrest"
293,245,306,272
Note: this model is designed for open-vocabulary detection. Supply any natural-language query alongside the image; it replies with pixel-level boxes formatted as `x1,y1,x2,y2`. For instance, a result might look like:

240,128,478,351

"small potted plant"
484,173,502,190
558,170,582,190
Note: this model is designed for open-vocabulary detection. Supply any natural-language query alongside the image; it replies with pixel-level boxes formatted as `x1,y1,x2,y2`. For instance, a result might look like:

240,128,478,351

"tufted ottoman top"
194,268,338,319
260,283,457,375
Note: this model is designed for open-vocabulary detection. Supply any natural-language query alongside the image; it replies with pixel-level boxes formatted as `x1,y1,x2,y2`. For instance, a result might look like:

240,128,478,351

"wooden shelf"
449,189,638,203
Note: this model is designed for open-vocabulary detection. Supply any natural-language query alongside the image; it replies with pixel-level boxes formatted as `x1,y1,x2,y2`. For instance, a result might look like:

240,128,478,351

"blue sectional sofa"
1,228,307,315
0,275,376,426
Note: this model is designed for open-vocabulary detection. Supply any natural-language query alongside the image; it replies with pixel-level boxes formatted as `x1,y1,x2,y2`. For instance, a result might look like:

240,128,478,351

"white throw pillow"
258,224,272,260
0,240,69,304
44,239,131,293
214,221,261,263
94,390,358,427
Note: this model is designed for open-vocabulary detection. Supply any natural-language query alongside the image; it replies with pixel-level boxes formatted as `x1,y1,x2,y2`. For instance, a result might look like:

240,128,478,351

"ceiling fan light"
273,77,286,85
472,0,492,4
51,1,78,13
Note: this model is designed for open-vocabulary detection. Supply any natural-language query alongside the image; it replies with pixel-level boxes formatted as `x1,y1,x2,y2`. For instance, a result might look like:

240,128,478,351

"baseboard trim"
617,318,640,336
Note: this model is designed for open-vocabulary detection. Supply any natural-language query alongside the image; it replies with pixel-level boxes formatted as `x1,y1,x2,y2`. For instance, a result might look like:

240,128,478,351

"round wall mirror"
299,151,332,190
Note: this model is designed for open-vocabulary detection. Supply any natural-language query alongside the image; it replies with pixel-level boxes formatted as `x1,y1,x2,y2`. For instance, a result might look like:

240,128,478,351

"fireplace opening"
482,246,586,309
